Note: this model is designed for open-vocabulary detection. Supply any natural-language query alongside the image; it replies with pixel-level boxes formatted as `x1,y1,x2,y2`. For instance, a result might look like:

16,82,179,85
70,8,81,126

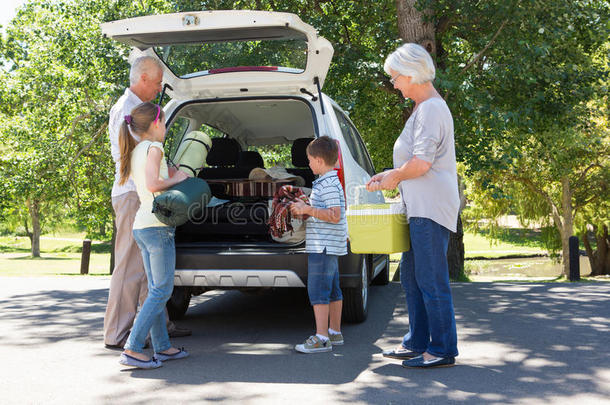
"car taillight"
208,66,279,74
334,140,346,202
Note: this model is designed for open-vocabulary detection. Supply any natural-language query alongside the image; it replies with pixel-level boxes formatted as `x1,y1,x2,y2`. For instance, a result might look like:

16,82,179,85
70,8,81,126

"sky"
0,0,28,32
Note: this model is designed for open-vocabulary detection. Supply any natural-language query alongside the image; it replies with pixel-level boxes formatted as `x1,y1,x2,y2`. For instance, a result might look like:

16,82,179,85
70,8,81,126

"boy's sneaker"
329,332,344,345
295,335,332,353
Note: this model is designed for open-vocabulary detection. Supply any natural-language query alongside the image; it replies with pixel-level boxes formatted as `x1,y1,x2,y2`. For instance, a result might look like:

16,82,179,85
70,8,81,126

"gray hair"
384,43,435,84
129,56,163,86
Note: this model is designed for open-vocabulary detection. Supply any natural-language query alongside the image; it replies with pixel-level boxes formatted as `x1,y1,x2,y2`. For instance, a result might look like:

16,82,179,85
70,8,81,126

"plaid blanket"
268,185,310,239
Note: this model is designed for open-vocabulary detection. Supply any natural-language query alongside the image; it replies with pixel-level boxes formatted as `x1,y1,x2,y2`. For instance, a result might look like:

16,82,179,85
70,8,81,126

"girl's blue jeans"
124,226,175,354
400,217,458,358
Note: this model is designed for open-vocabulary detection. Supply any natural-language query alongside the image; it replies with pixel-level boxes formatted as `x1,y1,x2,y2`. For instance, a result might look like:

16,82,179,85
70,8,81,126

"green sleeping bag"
173,131,212,177
152,177,212,227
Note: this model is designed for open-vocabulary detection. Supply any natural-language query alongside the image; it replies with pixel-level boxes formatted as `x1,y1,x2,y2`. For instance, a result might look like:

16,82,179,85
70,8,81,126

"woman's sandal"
154,347,189,362
119,352,162,369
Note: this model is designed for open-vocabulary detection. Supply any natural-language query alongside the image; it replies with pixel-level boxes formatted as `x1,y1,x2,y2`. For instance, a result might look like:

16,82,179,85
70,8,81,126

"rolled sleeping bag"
152,177,212,227
173,131,212,177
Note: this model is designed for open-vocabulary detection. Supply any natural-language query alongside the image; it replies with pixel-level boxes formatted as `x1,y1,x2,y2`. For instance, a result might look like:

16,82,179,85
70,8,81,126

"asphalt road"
0,276,609,404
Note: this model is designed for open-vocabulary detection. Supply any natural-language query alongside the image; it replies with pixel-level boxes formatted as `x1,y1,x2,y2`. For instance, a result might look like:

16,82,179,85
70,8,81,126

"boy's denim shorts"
307,249,343,305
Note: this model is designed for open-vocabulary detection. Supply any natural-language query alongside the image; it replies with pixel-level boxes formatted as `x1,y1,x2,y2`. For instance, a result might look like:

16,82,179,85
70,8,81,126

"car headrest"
291,137,312,167
206,138,241,167
237,151,265,169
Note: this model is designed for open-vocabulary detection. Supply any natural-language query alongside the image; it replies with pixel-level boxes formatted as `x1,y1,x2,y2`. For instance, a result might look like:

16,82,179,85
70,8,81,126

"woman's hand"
378,169,401,190
290,200,310,216
366,172,387,192
366,170,401,191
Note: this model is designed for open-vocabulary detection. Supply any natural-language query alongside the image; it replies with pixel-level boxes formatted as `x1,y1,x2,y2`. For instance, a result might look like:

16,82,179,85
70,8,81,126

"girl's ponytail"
117,102,164,185
118,118,137,185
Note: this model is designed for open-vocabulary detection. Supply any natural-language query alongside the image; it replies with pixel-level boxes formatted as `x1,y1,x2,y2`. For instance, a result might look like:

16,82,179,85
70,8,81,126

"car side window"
165,116,191,161
346,117,376,175
333,107,375,175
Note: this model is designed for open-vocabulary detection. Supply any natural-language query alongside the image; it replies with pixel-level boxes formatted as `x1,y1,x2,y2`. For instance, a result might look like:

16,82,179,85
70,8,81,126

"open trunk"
165,96,317,247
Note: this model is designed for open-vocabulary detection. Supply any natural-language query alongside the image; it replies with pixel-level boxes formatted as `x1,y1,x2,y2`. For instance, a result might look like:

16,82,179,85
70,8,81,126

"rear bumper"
174,247,362,288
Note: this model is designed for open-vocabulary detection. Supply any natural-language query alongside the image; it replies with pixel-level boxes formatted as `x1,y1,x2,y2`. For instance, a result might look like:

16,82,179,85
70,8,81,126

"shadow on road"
1,279,609,403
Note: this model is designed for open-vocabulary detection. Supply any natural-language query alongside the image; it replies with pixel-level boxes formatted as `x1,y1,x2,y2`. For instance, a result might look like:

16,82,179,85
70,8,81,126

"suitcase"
207,179,293,199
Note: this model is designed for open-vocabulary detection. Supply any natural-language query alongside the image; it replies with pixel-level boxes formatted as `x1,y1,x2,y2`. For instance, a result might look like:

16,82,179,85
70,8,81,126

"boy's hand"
290,200,310,216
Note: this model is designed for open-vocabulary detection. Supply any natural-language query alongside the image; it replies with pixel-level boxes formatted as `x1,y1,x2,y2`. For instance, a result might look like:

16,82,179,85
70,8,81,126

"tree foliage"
446,0,610,274
0,0,607,273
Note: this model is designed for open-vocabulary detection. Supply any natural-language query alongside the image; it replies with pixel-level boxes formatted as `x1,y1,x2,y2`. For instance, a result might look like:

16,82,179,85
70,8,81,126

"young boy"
290,136,348,353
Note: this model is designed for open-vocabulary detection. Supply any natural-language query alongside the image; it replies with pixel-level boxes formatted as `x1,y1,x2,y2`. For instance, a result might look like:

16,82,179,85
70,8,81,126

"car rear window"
154,38,307,79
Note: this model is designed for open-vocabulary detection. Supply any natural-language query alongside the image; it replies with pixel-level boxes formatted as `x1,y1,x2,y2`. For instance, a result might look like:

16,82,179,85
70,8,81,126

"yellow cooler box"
347,203,410,254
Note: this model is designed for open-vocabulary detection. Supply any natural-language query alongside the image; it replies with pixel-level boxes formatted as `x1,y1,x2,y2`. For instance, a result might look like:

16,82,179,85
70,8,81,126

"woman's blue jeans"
400,217,458,358
124,226,175,354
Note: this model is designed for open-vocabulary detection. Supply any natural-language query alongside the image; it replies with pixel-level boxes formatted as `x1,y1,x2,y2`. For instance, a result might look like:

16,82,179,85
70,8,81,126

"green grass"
0,234,111,276
0,235,111,253
387,229,548,263
463,229,547,258
0,227,554,278
0,252,111,276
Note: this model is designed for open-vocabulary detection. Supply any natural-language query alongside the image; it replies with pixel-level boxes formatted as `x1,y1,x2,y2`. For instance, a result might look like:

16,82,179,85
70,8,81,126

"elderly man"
104,56,190,349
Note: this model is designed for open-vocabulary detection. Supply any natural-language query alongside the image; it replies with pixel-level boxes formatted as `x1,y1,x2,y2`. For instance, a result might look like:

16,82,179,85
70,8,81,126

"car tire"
166,286,191,320
371,254,390,285
343,255,369,323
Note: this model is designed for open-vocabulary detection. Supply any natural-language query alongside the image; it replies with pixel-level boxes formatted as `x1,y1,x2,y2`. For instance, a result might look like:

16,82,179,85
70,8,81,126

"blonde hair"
118,102,164,185
384,43,435,84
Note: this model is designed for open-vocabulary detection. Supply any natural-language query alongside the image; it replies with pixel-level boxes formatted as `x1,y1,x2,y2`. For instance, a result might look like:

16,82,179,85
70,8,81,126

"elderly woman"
366,43,460,368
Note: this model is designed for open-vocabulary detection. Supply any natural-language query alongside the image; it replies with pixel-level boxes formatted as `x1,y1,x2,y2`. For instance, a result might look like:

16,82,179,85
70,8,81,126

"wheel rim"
361,257,368,309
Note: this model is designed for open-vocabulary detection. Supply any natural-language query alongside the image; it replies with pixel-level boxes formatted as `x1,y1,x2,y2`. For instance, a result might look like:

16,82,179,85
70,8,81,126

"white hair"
384,43,435,84
129,56,163,86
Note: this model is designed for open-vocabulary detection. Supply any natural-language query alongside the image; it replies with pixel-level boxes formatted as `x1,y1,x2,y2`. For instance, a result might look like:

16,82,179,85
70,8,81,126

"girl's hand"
290,200,310,216
173,170,189,183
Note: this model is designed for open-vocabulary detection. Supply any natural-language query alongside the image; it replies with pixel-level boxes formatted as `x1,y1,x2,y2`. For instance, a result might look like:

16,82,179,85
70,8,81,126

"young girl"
117,102,190,369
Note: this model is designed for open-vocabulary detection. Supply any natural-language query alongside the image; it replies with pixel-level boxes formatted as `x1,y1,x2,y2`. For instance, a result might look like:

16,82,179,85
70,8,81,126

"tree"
2,0,606,276
447,0,610,275
0,0,173,255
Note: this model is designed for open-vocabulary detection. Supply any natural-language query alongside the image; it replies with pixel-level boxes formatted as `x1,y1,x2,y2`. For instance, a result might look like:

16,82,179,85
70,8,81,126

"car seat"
286,137,315,187
198,138,246,179
237,151,265,171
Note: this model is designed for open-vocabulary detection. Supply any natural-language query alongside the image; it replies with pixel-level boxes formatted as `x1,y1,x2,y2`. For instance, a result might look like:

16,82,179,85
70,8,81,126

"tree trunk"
395,0,436,55
448,216,465,280
26,199,41,258
584,225,610,276
604,225,610,275
559,176,574,277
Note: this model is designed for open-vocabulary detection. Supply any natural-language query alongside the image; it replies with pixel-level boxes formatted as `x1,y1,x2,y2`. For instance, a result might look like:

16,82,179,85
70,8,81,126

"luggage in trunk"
207,178,294,200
